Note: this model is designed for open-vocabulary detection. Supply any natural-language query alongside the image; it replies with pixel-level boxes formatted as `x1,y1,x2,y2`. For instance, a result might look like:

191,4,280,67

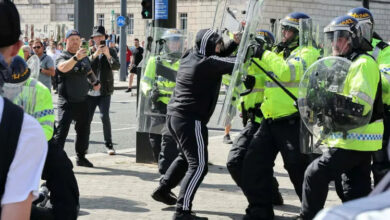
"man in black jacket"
152,28,240,220
89,26,120,155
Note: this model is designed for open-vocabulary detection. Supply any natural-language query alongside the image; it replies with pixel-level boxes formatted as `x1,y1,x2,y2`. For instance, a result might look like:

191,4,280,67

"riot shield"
137,27,187,134
218,0,265,125
27,55,40,79
3,82,37,115
298,56,373,153
212,0,249,45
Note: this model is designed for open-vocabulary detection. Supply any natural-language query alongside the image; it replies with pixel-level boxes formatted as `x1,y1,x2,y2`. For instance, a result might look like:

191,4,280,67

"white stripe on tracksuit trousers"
182,120,206,210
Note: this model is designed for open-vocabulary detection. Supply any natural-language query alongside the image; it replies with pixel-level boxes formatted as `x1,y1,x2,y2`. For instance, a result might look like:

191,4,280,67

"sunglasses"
33,46,42,49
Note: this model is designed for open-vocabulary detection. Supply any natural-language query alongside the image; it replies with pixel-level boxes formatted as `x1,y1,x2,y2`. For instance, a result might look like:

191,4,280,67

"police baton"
250,58,298,103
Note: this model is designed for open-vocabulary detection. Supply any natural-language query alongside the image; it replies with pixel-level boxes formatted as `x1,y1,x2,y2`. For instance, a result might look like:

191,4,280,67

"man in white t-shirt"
0,1,47,219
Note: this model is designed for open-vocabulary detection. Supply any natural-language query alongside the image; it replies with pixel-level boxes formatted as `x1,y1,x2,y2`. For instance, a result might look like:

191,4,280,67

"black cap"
91,26,108,39
0,0,21,48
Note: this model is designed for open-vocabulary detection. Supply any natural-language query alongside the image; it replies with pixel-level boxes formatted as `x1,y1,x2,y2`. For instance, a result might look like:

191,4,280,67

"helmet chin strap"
0,54,11,91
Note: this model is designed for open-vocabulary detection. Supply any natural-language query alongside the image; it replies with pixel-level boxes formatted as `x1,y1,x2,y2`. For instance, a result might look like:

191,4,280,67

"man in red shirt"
126,46,132,78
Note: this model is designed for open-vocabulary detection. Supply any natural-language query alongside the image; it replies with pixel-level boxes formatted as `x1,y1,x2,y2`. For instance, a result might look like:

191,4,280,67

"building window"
67,13,74,21
97,13,105,27
43,25,48,33
179,13,188,33
127,14,134,35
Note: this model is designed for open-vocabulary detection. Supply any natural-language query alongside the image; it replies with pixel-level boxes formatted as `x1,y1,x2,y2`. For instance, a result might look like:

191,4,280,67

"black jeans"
31,139,79,220
301,148,372,219
88,95,112,145
54,99,90,158
241,116,310,219
162,115,208,213
149,114,179,175
372,114,390,185
227,121,281,197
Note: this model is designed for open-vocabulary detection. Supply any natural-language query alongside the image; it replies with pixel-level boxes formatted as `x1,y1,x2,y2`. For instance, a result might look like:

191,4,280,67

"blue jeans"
88,95,112,145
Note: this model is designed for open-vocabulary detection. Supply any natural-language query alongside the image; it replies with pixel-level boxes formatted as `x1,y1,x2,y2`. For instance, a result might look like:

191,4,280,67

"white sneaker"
105,143,116,155
106,148,116,155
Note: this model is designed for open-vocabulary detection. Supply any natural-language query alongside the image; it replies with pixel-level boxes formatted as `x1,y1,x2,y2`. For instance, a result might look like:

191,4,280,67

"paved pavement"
57,71,341,219
70,133,340,220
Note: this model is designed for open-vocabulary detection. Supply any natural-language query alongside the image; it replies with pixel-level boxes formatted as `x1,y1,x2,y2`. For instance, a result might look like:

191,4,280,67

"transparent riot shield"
137,27,188,135
27,55,40,79
3,82,37,115
298,56,373,153
218,0,265,125
212,0,249,45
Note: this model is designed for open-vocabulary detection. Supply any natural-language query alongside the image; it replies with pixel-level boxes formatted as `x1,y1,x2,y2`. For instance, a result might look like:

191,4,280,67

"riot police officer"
298,15,383,219
240,12,320,219
2,56,79,220
348,7,390,186
226,29,283,206
151,28,240,220
140,29,184,175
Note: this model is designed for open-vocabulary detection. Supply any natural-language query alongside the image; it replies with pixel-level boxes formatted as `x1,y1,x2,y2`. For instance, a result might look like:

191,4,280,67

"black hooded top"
167,29,238,123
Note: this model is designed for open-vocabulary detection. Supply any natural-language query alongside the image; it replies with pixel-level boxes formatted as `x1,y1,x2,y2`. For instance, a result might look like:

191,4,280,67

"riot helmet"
159,29,184,59
9,55,31,84
323,15,363,56
255,29,275,50
279,12,310,46
347,7,374,43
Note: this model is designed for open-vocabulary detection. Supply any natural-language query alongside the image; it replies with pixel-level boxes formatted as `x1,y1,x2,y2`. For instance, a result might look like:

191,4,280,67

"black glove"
242,75,255,90
150,86,160,104
253,45,265,59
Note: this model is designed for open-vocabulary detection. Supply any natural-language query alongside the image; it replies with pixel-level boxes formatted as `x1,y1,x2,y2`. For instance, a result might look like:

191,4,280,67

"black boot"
151,186,177,205
76,156,94,167
172,212,208,220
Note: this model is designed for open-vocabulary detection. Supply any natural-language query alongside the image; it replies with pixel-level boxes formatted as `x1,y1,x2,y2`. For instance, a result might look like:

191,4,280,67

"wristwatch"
73,56,78,61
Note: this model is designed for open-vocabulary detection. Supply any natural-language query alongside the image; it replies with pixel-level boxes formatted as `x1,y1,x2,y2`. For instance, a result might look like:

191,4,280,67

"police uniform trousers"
227,121,281,194
31,137,80,220
372,113,390,185
241,115,310,219
55,98,91,158
161,115,208,213
148,103,179,175
301,148,372,219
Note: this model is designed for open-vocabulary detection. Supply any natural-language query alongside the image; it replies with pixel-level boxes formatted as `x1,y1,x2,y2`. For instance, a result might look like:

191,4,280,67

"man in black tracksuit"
151,28,239,220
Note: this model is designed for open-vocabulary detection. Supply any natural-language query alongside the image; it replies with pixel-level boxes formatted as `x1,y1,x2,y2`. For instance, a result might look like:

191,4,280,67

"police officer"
0,1,47,218
151,28,240,220
347,7,390,186
226,30,283,206
239,12,320,219
298,15,383,219
141,29,183,175
3,56,80,220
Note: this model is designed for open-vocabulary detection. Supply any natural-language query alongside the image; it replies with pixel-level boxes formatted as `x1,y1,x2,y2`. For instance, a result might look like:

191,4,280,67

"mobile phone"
100,40,106,46
81,41,89,50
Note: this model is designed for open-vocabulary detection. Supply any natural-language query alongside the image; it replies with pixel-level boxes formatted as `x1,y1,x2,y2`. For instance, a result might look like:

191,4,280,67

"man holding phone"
89,26,120,155
55,29,101,167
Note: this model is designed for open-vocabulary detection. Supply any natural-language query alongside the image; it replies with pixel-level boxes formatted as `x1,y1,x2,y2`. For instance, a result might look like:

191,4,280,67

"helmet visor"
358,20,373,42
162,36,184,58
324,30,352,56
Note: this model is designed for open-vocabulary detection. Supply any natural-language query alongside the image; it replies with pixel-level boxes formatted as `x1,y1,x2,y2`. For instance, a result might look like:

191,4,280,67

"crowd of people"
1,0,390,219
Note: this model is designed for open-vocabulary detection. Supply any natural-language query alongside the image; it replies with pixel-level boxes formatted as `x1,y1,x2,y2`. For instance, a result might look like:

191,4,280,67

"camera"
100,40,106,46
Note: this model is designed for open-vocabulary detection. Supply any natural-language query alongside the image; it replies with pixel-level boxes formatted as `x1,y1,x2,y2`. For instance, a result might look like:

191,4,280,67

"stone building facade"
14,0,390,45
